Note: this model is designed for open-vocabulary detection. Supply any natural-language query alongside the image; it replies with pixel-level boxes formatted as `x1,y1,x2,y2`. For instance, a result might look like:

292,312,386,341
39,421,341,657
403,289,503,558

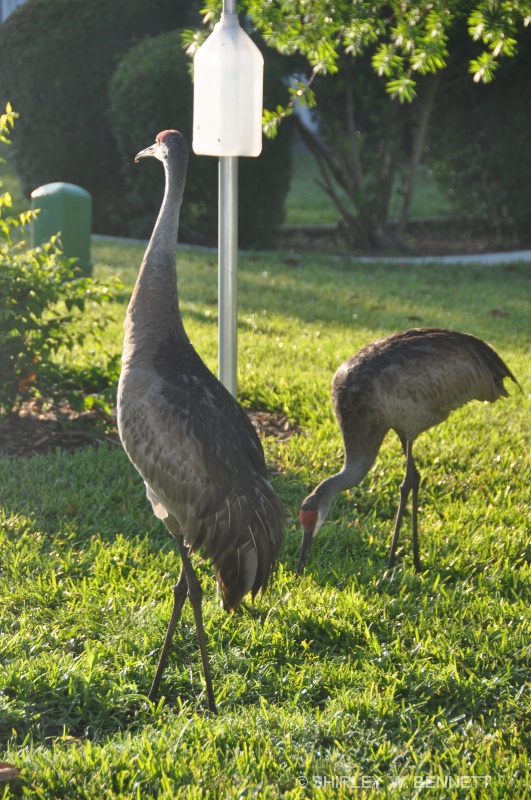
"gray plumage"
298,327,518,574
117,130,284,710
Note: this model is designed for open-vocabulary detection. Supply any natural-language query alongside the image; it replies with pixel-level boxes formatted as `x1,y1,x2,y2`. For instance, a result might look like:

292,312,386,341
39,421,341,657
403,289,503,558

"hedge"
426,30,531,239
0,0,197,234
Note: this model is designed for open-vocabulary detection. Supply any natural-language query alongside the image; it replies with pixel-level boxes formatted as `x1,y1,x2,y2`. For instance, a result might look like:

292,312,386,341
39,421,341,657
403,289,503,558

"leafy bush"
0,0,197,234
108,30,293,247
0,105,119,415
426,32,531,239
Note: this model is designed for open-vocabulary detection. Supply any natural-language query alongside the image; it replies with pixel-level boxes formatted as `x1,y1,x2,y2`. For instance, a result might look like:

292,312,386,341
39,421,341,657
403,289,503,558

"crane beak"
297,528,313,574
135,143,158,162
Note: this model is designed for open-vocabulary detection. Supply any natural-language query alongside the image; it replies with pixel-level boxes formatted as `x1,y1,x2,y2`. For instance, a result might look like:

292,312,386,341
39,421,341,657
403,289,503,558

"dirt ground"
278,218,531,258
0,399,301,459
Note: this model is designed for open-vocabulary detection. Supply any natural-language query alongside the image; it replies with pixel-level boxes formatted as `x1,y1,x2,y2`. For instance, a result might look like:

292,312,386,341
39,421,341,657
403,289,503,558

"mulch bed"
278,219,531,258
0,400,117,458
0,400,302,459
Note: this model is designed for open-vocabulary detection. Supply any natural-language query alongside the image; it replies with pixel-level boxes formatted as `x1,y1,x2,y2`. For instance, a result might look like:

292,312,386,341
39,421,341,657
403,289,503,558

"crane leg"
388,440,421,571
147,534,217,712
148,567,188,703
175,537,218,714
409,455,422,573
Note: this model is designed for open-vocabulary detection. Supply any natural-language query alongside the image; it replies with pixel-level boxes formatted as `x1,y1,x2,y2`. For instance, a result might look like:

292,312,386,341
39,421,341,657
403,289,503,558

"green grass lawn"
1,238,530,798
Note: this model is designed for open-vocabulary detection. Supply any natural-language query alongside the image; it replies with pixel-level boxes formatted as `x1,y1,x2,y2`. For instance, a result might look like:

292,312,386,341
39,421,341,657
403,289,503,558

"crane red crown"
299,509,318,528
157,130,181,143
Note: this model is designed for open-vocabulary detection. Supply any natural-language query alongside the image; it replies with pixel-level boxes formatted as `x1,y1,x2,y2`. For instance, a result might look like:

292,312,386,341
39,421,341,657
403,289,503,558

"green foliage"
0,235,530,796
107,31,203,241
427,33,531,238
0,107,120,414
468,3,523,80
245,0,530,139
108,30,293,247
236,0,531,97
0,0,196,234
0,240,117,414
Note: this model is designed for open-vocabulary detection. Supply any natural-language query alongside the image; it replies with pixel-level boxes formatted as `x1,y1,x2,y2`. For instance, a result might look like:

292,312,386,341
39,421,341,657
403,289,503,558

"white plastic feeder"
193,12,264,157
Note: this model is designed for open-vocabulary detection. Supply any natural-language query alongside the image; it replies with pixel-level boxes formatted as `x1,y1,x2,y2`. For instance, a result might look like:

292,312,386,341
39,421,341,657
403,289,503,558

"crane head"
297,496,330,574
135,130,185,163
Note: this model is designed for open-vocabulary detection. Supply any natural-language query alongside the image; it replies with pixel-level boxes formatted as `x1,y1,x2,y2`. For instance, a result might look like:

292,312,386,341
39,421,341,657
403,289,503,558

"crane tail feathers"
211,482,284,611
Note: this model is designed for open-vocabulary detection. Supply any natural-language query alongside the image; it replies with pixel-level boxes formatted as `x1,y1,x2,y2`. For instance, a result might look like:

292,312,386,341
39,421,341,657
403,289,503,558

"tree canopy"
216,0,530,249
200,1,530,105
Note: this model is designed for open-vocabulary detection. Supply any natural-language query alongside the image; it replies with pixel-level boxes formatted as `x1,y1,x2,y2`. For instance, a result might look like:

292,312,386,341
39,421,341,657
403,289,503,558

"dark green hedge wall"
0,0,198,233
426,32,531,238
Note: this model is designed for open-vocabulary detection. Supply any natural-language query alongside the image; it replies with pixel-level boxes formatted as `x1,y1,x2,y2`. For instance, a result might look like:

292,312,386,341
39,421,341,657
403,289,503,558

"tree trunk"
396,74,441,241
292,67,441,252
293,115,398,250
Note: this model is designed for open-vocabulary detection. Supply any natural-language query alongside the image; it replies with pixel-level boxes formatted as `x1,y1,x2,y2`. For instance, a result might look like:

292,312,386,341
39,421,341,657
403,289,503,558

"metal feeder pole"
219,0,238,397
218,156,238,397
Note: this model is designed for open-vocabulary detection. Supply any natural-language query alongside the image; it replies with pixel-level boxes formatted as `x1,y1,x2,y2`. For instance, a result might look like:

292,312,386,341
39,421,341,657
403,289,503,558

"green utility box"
31,182,92,275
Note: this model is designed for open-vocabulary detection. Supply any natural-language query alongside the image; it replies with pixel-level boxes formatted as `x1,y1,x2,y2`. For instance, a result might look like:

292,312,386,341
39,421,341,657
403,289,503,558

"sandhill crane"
297,327,518,574
117,131,284,712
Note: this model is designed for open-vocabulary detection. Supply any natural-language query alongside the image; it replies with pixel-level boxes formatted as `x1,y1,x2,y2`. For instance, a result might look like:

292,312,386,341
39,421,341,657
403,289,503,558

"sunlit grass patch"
0,238,529,797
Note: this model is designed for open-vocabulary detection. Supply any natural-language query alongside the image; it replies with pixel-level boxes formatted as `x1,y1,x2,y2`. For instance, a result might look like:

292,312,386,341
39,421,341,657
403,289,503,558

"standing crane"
117,131,284,712
297,327,518,574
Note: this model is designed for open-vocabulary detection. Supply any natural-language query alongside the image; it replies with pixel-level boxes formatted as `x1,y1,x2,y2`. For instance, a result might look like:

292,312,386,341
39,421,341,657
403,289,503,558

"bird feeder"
192,6,264,398
193,12,264,157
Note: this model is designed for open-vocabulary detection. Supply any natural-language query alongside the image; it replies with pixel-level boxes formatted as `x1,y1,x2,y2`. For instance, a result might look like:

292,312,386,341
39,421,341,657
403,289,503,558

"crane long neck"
315,423,387,507
316,464,366,506
145,154,186,265
123,150,189,359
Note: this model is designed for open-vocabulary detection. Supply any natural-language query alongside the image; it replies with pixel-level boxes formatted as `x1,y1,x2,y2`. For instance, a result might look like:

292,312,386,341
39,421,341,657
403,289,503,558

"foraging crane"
297,327,518,574
117,131,284,712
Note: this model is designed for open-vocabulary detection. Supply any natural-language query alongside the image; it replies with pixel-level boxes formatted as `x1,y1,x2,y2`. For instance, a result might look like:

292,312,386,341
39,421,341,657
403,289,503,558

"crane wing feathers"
335,328,517,442
118,367,284,610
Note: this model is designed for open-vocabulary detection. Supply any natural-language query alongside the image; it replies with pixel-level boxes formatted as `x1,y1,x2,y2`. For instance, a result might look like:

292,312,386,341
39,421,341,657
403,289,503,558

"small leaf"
386,76,417,102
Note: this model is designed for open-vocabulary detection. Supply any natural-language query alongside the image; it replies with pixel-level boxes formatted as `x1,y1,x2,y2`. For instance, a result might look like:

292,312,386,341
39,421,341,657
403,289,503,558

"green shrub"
108,30,293,247
0,0,197,235
426,32,531,239
0,106,119,415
